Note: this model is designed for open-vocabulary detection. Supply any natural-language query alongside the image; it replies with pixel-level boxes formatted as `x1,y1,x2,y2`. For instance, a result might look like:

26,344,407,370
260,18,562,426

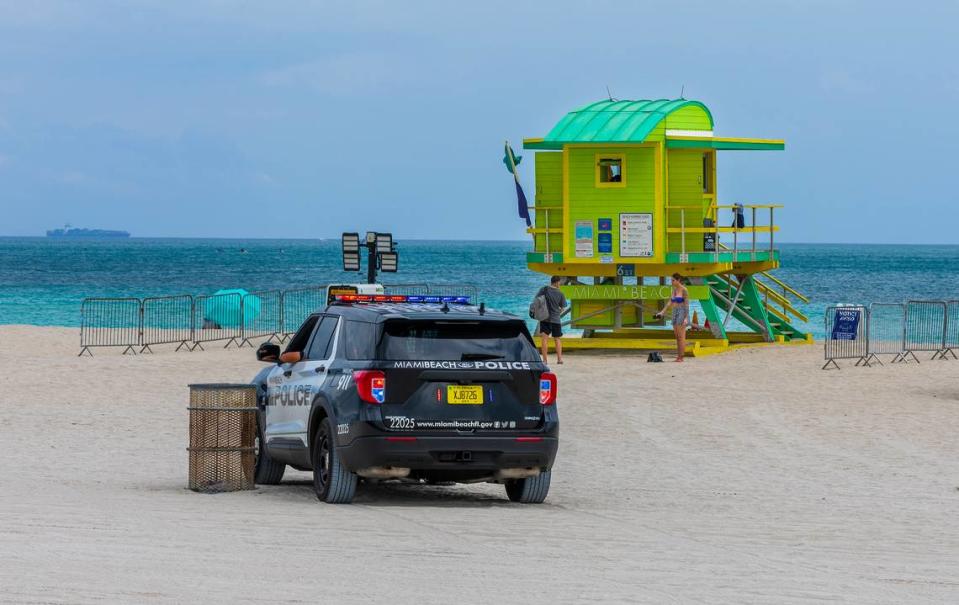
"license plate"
447,385,484,405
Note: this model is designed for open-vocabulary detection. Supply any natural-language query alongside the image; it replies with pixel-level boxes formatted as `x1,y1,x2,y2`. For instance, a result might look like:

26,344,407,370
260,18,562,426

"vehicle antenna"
606,85,614,101
680,84,685,99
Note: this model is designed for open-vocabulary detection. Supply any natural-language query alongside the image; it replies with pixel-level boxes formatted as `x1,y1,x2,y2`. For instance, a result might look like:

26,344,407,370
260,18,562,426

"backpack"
529,293,550,321
647,352,664,363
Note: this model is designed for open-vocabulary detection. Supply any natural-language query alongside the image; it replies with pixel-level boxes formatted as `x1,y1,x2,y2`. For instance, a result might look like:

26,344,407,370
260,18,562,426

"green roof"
526,99,713,149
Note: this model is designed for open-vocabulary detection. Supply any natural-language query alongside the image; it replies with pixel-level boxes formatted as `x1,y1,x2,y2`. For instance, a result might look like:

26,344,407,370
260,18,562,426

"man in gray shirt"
537,276,567,364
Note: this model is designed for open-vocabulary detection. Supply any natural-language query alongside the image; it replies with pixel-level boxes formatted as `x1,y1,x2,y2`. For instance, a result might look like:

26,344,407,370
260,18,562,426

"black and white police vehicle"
250,290,559,504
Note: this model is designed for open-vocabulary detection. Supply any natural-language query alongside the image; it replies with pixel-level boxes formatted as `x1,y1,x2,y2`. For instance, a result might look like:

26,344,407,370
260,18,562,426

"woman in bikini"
655,273,691,362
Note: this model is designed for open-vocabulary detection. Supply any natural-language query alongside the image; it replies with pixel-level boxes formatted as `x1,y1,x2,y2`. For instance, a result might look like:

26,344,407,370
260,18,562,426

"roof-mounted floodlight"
343,250,360,272
342,232,361,271
379,251,398,272
342,232,360,252
375,232,393,254
342,230,400,282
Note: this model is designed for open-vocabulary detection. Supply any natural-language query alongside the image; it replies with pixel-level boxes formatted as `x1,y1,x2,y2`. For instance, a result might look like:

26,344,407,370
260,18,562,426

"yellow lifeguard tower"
521,98,811,355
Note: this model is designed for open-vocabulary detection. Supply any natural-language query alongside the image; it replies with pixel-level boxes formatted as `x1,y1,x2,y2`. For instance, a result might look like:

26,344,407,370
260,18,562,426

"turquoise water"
2,237,958,338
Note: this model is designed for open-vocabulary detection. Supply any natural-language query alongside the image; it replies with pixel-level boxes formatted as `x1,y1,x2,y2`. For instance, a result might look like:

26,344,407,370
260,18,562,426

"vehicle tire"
312,418,357,504
254,413,286,485
505,470,551,504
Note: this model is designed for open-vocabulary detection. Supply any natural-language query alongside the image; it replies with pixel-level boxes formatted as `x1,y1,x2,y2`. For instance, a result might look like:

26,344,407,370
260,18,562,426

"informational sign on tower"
619,213,653,257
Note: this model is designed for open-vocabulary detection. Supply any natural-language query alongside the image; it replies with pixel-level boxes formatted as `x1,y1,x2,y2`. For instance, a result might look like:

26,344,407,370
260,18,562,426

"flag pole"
504,139,531,225
504,139,520,183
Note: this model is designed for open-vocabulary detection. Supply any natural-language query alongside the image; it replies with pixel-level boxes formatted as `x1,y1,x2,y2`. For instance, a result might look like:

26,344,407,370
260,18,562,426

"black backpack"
647,352,664,363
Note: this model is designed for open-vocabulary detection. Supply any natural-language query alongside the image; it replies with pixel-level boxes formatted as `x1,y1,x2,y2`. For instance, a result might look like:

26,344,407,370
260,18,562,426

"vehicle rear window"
377,320,540,362
345,320,375,360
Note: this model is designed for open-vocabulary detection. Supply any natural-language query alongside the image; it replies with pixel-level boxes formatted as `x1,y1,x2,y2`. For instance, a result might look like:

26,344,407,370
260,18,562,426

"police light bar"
379,251,398,272
333,294,471,304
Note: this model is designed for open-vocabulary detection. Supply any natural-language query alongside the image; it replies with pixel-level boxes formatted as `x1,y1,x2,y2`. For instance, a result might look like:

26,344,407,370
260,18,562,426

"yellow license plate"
447,385,484,405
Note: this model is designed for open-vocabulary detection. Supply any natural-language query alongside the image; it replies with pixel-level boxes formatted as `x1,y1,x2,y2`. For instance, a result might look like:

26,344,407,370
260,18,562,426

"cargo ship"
46,225,130,238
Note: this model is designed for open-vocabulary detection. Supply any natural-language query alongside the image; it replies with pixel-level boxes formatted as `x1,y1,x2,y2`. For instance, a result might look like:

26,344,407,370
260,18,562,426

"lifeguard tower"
522,98,811,355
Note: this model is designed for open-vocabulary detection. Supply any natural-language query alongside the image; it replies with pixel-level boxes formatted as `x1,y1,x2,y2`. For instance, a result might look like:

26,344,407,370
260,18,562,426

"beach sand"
1,325,957,604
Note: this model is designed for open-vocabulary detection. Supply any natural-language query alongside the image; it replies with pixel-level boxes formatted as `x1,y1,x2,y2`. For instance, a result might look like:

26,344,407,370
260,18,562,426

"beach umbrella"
204,288,260,328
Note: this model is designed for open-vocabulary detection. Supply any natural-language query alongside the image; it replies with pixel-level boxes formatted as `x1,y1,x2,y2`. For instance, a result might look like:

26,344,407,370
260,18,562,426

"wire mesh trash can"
188,383,257,492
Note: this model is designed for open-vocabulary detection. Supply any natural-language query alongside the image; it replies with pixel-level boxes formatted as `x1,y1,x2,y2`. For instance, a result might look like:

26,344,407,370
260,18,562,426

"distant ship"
46,224,130,238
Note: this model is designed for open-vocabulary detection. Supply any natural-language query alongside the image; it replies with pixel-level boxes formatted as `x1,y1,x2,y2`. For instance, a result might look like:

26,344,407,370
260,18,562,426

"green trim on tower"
666,139,784,151
737,276,774,342
534,99,714,147
527,251,565,264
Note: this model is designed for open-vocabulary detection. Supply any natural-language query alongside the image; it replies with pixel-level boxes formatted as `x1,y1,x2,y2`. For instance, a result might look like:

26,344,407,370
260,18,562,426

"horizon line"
2,235,959,247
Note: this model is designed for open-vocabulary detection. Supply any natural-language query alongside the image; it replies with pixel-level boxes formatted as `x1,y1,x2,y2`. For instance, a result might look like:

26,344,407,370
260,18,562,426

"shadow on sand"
261,478,528,509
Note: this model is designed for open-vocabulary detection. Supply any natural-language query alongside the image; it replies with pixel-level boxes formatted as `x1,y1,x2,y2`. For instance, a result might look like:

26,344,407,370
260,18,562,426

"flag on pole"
503,141,531,227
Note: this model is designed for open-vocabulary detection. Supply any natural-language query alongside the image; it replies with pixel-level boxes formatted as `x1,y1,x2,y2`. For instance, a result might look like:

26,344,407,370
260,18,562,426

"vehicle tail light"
539,372,557,405
354,370,386,404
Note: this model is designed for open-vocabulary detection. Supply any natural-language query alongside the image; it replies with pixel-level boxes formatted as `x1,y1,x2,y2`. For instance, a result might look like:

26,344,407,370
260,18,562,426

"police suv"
251,293,559,504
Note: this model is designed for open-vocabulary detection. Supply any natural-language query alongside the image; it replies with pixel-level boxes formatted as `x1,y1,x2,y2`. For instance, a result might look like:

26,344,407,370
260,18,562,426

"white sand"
1,325,958,604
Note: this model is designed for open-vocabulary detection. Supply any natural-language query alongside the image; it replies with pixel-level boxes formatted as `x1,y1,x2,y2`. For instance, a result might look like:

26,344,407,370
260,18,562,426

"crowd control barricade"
281,286,327,337
939,300,959,360
822,304,869,369
140,295,194,353
382,283,431,296
192,292,243,350
905,300,947,361
240,290,282,347
866,303,906,364
422,284,479,301
187,384,257,492
79,297,143,356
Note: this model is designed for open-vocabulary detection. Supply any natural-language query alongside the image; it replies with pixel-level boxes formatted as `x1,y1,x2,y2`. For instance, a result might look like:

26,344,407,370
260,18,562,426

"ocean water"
2,237,958,338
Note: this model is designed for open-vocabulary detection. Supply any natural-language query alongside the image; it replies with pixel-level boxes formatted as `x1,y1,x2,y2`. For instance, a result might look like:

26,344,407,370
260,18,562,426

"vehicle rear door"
375,319,547,433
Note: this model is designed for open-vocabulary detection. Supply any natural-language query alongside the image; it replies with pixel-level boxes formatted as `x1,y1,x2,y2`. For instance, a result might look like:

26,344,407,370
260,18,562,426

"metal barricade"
281,286,327,337
187,384,257,492
905,300,947,361
241,290,282,347
79,297,142,356
141,295,194,353
822,304,869,369
866,303,906,364
422,284,479,301
193,292,243,350
940,300,959,360
382,283,431,296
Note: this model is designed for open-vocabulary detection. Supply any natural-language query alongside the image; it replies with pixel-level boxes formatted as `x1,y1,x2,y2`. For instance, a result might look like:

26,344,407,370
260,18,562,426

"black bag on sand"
647,352,664,363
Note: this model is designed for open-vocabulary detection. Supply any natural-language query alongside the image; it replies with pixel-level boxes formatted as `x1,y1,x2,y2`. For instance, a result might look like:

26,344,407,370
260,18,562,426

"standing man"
536,276,568,364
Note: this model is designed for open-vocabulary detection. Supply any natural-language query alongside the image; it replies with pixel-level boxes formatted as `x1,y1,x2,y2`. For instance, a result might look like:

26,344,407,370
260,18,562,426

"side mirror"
256,343,281,363
279,351,302,364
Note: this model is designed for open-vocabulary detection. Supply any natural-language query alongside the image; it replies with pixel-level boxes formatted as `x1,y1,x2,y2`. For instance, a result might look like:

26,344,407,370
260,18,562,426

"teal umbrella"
204,288,260,328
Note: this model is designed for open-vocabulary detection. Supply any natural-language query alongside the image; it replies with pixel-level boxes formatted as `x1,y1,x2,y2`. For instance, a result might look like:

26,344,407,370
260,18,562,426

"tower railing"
666,203,782,262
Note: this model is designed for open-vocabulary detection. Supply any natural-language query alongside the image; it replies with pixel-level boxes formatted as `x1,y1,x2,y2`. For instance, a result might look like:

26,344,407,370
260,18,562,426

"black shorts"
539,321,563,338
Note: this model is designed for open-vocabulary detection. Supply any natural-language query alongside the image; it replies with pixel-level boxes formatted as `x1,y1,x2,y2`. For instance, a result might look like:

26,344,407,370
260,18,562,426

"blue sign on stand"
830,308,861,340
598,218,612,231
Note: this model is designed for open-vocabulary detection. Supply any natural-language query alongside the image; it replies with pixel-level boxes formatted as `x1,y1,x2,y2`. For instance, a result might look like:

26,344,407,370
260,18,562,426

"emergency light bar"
333,294,471,304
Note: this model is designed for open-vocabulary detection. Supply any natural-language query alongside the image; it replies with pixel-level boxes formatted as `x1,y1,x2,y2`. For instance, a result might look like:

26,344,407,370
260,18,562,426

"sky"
0,0,957,244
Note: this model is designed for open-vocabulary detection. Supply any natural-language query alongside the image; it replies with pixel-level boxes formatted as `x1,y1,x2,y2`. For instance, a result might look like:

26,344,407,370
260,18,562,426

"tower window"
596,155,626,188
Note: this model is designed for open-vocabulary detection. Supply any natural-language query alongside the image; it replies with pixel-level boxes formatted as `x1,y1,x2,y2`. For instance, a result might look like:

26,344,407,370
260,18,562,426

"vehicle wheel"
254,413,286,485
312,418,357,504
505,470,551,503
